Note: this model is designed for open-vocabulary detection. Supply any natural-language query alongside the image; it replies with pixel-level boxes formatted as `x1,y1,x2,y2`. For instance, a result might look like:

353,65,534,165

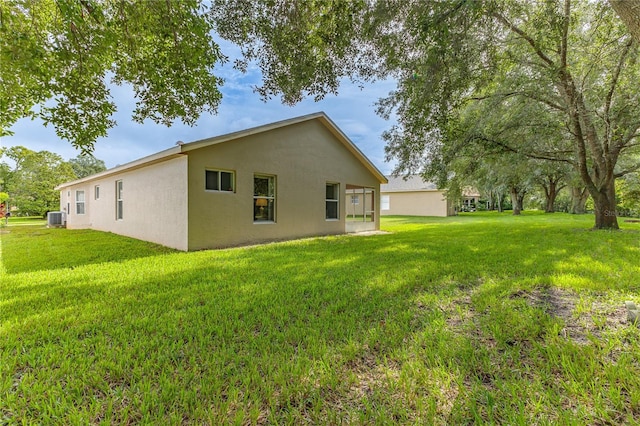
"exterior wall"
187,120,381,250
380,190,450,217
61,157,189,250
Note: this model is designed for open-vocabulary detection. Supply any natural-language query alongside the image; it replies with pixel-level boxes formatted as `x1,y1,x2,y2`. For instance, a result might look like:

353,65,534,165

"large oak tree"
375,0,640,229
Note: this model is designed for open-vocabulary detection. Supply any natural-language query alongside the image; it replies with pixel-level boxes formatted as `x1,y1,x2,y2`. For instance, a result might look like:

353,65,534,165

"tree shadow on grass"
3,233,480,423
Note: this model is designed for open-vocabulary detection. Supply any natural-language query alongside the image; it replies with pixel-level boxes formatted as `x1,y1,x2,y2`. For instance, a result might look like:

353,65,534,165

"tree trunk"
591,180,619,229
542,181,559,213
545,186,557,213
569,186,589,214
517,193,525,213
510,187,522,215
497,193,503,213
610,0,640,43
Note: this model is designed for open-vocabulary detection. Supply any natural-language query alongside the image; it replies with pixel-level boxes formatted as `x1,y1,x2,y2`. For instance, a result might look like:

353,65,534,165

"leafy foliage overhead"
211,0,377,104
1,0,225,153
371,0,639,228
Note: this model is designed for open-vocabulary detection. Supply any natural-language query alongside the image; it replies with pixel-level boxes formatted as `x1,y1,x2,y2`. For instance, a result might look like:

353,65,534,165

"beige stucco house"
380,175,456,217
380,176,482,216
56,113,387,251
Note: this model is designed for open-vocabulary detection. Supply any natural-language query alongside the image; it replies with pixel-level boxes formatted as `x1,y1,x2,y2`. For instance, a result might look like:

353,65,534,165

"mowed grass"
1,212,639,424
4,217,46,226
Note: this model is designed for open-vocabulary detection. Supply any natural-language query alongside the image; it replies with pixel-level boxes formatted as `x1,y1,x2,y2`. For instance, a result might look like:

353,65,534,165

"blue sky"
2,41,398,174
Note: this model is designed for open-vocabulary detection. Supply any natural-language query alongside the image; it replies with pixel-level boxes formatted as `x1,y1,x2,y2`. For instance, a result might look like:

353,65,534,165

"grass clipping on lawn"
1,212,639,424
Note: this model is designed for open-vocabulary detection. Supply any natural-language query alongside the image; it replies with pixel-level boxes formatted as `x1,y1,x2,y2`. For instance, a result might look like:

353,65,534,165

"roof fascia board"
316,114,388,184
381,189,443,193
56,146,183,190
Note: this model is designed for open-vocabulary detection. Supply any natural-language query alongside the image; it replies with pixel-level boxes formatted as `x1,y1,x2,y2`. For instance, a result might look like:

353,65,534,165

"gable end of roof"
56,112,387,189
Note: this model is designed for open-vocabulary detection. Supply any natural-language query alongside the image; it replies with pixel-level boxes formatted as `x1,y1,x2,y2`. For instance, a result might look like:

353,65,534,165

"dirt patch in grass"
513,287,629,344
344,349,401,400
440,286,630,346
442,295,474,330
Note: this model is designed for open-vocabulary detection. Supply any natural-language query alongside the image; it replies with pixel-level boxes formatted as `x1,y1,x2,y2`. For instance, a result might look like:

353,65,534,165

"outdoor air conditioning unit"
47,211,66,228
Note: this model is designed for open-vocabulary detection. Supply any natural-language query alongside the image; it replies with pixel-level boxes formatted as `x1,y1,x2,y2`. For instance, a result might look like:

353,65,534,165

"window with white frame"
381,195,390,211
95,185,100,200
254,175,275,222
326,183,339,220
205,169,235,192
76,190,85,214
351,195,360,205
116,180,123,220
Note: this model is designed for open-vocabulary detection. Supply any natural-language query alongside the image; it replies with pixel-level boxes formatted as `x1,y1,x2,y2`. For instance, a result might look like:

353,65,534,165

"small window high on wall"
326,183,339,220
205,170,235,192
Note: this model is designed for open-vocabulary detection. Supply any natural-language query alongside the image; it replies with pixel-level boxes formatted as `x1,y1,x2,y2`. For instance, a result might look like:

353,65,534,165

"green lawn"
1,216,46,228
1,212,639,424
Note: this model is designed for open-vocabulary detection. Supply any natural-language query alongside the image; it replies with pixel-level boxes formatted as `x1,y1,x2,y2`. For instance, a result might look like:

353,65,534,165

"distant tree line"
0,147,106,217
450,156,640,218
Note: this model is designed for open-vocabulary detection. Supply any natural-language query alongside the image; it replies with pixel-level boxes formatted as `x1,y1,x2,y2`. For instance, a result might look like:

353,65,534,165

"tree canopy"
69,154,107,178
373,0,640,228
1,0,225,153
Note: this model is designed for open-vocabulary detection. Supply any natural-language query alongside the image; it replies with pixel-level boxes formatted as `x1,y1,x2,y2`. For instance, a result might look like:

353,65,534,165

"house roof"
56,112,387,189
381,175,440,193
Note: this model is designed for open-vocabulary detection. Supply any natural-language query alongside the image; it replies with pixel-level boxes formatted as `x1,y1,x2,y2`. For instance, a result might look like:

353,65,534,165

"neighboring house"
56,112,387,251
380,176,454,217
461,189,481,212
380,175,482,216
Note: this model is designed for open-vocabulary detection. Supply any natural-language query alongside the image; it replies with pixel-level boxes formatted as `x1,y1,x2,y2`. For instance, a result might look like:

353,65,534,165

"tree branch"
618,122,640,149
79,0,102,25
620,140,640,150
470,90,566,112
561,0,570,72
610,0,640,43
469,134,574,164
492,11,555,68
614,162,640,178
604,38,634,154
